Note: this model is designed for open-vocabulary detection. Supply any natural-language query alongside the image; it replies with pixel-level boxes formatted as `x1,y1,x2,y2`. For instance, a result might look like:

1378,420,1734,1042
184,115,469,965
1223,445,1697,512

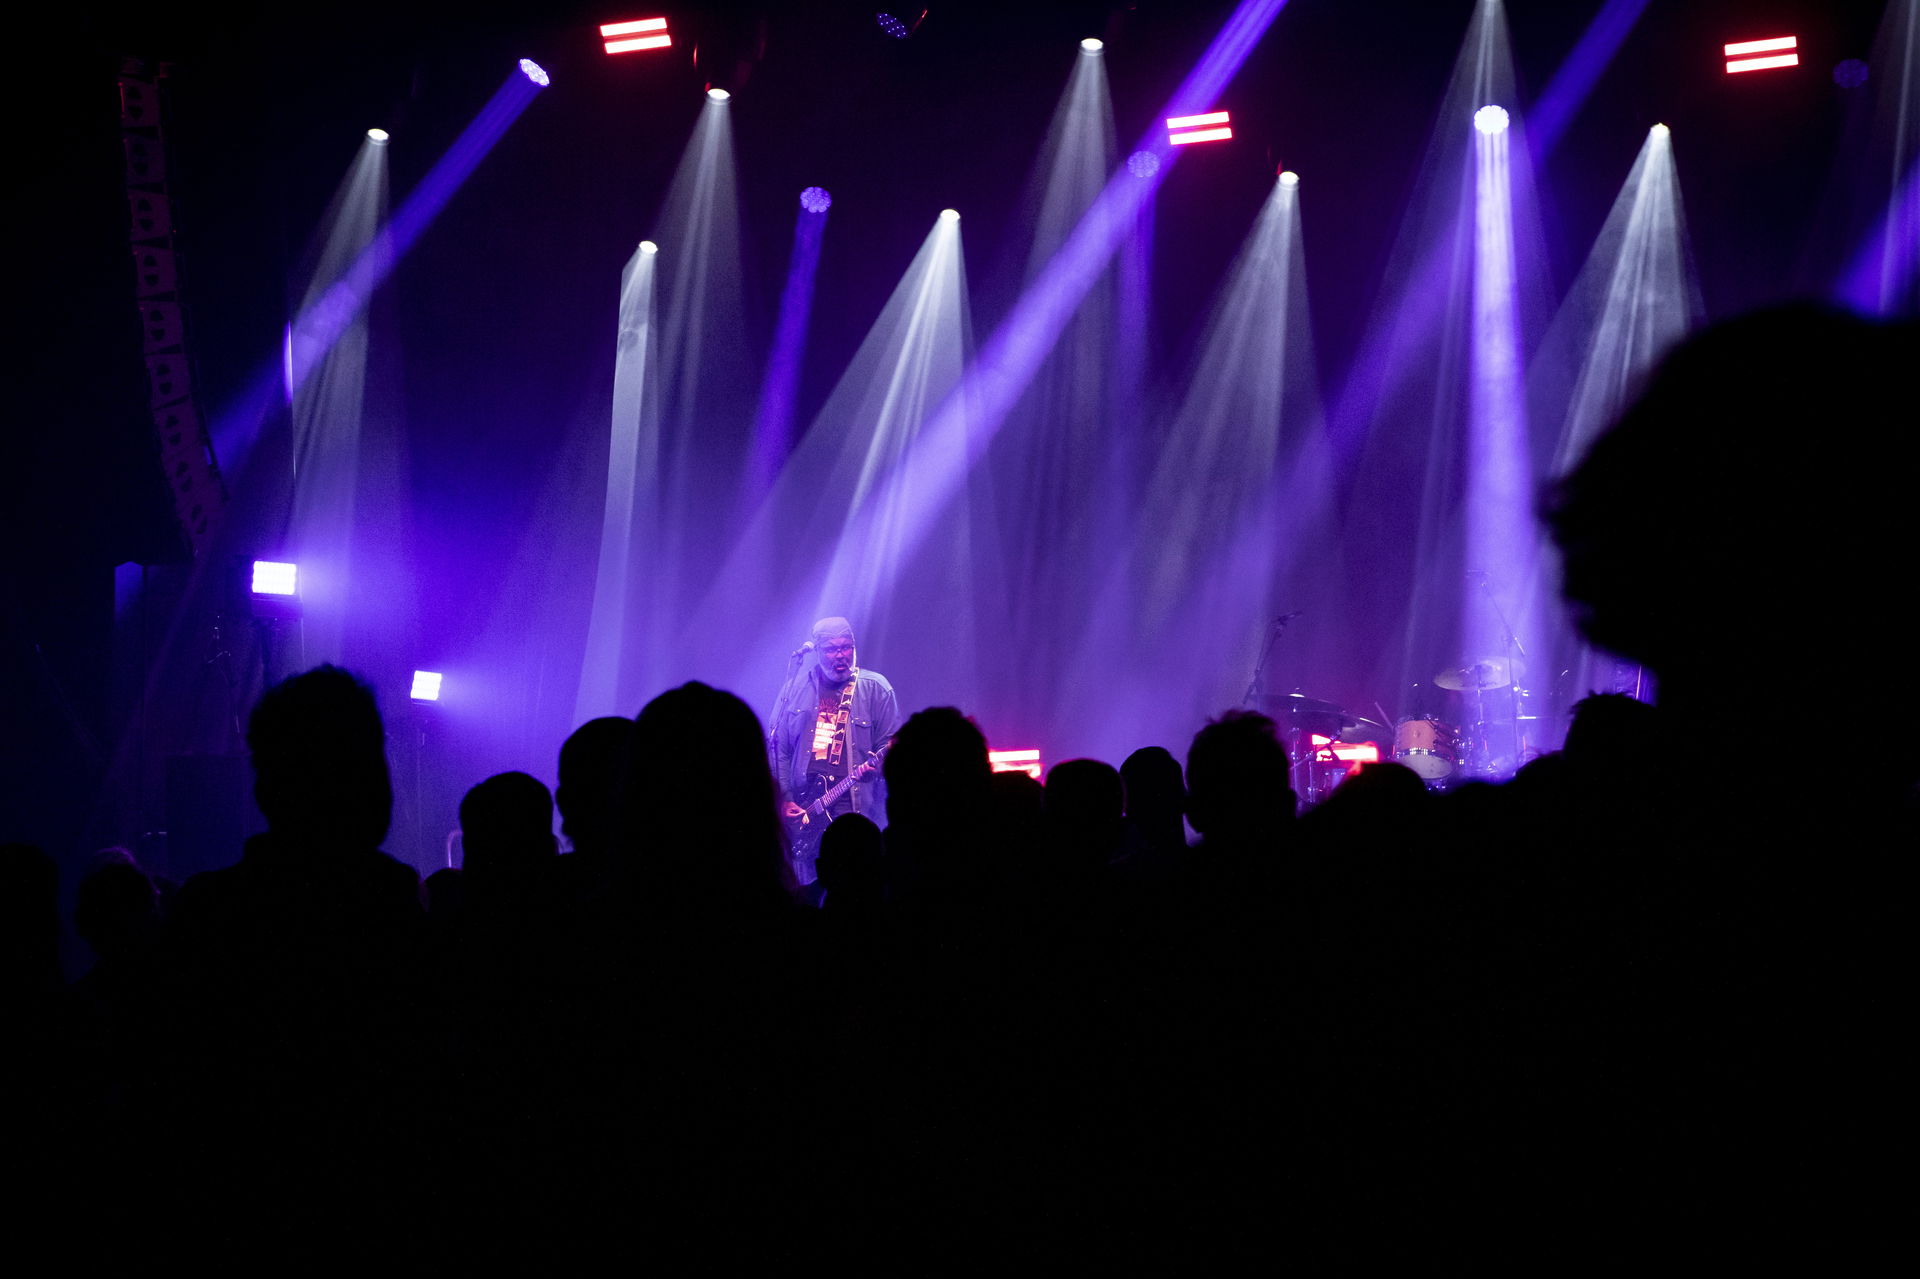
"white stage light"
1474,104,1510,135
939,208,960,222
707,87,731,102
367,128,390,143
1081,38,1103,52
639,240,658,254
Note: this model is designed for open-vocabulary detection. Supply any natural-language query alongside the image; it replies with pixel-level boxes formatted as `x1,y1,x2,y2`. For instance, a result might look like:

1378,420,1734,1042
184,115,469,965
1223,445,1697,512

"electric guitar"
786,741,891,859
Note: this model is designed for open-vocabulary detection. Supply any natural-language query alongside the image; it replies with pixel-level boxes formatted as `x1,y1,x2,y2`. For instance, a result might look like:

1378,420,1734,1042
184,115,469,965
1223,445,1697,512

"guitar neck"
809,742,891,817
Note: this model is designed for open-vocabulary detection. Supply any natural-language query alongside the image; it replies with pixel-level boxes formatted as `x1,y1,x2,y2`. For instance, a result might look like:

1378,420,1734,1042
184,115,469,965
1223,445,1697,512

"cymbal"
1434,657,1522,691
1255,693,1352,734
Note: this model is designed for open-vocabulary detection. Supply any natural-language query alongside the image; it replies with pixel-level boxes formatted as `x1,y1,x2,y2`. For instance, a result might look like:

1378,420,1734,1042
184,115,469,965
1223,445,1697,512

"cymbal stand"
1473,572,1529,776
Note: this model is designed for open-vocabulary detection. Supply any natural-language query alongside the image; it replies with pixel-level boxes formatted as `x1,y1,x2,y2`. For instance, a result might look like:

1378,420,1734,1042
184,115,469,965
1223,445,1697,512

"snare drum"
1392,717,1458,780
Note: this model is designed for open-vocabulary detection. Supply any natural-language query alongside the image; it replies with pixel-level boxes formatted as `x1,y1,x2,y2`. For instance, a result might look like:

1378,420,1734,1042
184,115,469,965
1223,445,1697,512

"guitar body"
784,742,891,866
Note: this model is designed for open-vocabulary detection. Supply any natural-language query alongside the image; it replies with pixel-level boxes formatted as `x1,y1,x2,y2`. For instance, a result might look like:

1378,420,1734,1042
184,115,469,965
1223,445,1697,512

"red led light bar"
1725,35,1798,73
1309,735,1381,764
1167,110,1233,145
602,17,671,54
988,748,1042,779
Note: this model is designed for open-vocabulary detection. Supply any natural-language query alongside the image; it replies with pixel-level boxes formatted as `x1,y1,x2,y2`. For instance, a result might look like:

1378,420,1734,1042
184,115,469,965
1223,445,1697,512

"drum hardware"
1434,656,1524,691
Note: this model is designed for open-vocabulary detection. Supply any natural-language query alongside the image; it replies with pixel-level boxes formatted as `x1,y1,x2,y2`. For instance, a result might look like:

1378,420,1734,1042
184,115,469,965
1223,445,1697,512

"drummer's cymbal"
1256,693,1344,716
1255,693,1353,733
1434,657,1523,691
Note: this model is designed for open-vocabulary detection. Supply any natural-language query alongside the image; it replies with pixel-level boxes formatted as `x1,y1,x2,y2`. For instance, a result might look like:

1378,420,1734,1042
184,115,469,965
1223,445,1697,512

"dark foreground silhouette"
11,307,1914,1263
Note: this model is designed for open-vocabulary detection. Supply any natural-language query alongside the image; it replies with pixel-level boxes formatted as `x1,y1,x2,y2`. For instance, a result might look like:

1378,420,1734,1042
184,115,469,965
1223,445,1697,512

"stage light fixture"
1650,123,1670,139
366,128,390,143
1081,38,1103,53
1126,150,1160,178
1725,36,1798,73
800,186,832,213
1473,104,1510,134
250,560,298,597
518,59,551,87
707,87,731,102
639,239,659,255
877,11,925,40
1833,58,1869,89
939,208,960,221
1167,110,1232,145
601,17,671,54
1278,169,1299,187
410,670,444,702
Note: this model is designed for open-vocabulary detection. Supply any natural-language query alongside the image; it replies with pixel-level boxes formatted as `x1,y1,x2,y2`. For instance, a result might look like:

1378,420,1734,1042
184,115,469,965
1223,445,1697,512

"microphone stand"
1243,612,1297,707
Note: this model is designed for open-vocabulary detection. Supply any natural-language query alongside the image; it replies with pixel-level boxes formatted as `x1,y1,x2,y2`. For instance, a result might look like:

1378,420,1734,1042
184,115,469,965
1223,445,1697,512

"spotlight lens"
1126,150,1160,178
518,58,550,87
1278,170,1299,187
1473,104,1510,135
251,561,298,597
1650,123,1670,139
410,670,443,702
639,240,658,255
877,13,910,39
707,87,731,102
1081,38,1103,52
939,208,960,222
366,127,390,142
800,186,832,213
1833,58,1869,89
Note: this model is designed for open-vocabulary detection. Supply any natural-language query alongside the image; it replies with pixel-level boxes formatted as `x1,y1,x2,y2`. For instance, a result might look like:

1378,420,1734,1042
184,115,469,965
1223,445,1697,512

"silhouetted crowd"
6,306,1912,1263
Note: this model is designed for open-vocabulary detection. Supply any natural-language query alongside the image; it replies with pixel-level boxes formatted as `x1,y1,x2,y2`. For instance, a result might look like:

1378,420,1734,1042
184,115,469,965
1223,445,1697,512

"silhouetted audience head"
1546,305,1917,721
1311,761,1429,825
74,850,162,965
1045,759,1126,870
815,812,885,908
247,664,392,849
883,707,992,832
1121,745,1187,843
631,681,788,908
1562,693,1662,765
1185,711,1295,846
459,772,557,877
557,716,635,858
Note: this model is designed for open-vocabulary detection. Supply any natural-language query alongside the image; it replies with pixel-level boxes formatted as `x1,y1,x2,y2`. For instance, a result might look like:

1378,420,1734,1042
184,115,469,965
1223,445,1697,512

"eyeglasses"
820,642,855,656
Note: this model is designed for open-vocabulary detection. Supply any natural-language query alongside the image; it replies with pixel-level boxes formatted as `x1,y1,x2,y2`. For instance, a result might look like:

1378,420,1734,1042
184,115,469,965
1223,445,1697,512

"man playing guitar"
767,617,899,887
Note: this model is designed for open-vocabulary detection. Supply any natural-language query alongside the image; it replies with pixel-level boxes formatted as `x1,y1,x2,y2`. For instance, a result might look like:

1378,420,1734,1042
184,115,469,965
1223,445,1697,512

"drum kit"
1258,655,1543,805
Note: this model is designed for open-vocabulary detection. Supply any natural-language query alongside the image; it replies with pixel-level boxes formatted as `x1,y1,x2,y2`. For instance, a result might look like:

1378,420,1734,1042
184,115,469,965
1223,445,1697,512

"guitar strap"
825,665,859,775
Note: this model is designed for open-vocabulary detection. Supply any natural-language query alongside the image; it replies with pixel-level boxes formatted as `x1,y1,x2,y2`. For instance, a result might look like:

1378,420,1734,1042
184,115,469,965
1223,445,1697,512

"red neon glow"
602,17,671,54
1169,127,1234,145
1726,53,1799,72
988,748,1043,779
602,17,668,36
1723,36,1797,55
606,34,672,52
1309,735,1381,765
1166,110,1234,146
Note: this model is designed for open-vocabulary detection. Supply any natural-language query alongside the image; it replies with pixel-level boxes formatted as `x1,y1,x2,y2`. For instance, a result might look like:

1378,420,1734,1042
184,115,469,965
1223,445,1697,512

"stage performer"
768,616,899,887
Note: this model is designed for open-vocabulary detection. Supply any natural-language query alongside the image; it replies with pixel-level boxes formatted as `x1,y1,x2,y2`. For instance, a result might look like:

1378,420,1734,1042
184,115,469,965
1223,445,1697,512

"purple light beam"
812,0,1292,616
747,200,830,498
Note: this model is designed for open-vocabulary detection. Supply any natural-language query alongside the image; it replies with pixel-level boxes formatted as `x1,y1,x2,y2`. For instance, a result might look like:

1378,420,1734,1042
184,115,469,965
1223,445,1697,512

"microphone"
791,640,816,659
